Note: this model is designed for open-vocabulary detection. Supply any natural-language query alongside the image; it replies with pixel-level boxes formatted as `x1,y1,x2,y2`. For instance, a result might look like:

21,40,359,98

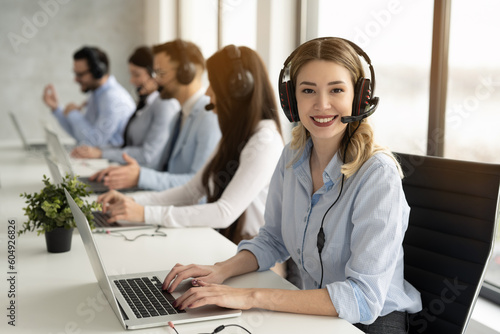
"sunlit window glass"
180,0,218,59
316,0,434,155
221,0,257,48
445,0,500,291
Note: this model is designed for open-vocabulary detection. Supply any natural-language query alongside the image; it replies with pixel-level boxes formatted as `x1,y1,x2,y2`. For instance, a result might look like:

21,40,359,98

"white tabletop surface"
0,143,363,333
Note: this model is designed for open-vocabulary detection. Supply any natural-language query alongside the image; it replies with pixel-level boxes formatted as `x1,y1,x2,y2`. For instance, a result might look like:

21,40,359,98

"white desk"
0,144,362,333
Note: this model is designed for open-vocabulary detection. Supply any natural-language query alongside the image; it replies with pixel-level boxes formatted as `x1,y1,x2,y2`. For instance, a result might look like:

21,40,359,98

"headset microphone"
341,97,379,123
205,103,215,111
278,37,379,124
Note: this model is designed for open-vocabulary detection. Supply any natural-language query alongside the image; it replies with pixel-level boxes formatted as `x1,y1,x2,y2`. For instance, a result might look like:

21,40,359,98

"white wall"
144,0,176,45
0,0,145,142
256,0,297,143
0,0,299,145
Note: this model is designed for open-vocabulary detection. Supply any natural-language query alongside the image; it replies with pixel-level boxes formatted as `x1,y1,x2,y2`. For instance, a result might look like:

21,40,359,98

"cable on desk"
205,324,252,333
169,321,179,334
105,226,167,241
168,322,251,334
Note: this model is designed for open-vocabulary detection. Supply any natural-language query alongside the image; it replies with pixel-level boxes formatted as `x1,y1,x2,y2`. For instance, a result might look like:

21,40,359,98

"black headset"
278,37,379,124
174,39,197,85
81,47,108,79
278,37,378,288
225,45,254,99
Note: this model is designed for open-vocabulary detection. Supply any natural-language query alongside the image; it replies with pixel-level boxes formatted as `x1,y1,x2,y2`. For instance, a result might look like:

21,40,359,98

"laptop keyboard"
92,211,112,228
79,177,109,193
114,276,185,318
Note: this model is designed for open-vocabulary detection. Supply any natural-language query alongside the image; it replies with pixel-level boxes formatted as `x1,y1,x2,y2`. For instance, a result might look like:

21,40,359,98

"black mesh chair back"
396,153,500,334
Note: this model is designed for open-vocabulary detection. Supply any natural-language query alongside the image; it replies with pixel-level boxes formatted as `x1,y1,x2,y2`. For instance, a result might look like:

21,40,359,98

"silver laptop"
44,154,65,185
44,126,111,193
9,111,47,151
45,154,153,232
44,126,141,194
64,188,241,330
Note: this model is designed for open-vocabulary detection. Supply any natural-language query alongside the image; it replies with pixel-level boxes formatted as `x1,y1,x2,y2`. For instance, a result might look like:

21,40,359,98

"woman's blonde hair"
288,38,402,178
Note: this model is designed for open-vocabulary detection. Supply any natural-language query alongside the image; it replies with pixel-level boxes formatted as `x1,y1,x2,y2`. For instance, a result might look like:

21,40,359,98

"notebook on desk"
9,111,47,151
44,126,142,194
64,188,241,330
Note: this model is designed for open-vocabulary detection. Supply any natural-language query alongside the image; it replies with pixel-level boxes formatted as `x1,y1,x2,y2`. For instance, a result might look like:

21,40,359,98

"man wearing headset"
42,46,135,147
90,39,221,191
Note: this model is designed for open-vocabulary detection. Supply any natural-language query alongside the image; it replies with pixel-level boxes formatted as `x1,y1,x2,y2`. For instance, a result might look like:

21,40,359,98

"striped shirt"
239,138,422,324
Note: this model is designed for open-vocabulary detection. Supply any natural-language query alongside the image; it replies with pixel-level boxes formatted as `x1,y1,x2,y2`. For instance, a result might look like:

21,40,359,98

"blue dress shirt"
137,93,221,191
239,138,422,324
53,75,135,146
100,92,180,169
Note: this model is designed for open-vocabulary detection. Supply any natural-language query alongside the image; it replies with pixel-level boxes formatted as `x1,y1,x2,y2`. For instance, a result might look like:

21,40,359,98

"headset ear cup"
176,62,196,85
230,69,254,99
278,80,290,121
92,61,106,79
82,47,106,79
288,80,299,122
279,79,299,123
174,39,196,85
352,78,371,117
225,45,254,99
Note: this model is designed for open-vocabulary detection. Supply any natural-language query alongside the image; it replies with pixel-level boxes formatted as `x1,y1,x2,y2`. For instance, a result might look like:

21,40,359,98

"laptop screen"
64,188,126,327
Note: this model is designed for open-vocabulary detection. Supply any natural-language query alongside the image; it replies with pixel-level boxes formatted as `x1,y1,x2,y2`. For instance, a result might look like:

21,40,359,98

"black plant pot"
45,227,74,253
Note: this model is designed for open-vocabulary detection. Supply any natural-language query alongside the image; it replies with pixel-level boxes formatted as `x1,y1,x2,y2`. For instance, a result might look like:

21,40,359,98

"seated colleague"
71,46,180,170
43,46,135,147
90,39,221,191
97,45,284,244
161,37,422,333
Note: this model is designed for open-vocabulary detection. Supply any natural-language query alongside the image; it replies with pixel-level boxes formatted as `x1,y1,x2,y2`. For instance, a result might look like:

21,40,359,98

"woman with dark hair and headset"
72,46,180,170
97,45,284,244
161,38,422,333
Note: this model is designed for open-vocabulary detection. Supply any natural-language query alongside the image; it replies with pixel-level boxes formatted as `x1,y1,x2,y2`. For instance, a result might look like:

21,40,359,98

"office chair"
396,153,500,334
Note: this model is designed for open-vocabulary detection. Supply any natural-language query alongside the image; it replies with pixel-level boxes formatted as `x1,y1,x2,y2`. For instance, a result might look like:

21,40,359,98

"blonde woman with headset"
162,37,422,333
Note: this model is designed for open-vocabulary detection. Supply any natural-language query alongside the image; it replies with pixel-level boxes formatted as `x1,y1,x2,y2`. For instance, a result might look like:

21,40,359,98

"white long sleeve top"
132,120,284,237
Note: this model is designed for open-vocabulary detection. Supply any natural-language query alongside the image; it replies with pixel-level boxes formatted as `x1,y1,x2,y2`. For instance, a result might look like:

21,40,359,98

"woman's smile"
310,115,339,126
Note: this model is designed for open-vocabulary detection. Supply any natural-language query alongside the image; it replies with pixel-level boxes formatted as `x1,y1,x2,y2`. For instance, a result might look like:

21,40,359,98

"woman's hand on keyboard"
173,281,255,311
163,263,226,293
97,190,145,223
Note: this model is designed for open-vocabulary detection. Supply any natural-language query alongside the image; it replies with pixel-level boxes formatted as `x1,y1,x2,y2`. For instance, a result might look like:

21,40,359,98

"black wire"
107,226,166,241
197,324,252,334
210,324,252,334
317,121,362,288
317,174,344,288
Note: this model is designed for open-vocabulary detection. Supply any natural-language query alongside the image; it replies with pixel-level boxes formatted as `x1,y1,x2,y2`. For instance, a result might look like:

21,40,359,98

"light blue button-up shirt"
239,139,422,324
137,92,221,191
53,75,135,146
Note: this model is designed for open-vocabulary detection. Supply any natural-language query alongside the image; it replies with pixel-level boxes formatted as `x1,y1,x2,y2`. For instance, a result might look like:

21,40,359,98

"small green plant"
19,174,101,236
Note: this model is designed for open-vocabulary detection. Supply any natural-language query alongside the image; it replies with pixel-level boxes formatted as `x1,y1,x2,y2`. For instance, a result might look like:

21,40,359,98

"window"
445,0,500,298
220,0,257,48
445,0,500,164
179,0,218,60
316,0,434,155
315,0,500,304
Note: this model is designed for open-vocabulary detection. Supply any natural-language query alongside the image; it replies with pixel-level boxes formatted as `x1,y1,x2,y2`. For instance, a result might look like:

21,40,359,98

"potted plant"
19,174,100,253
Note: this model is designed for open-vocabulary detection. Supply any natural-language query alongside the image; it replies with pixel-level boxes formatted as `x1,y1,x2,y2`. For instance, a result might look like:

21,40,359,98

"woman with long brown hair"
97,45,283,244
